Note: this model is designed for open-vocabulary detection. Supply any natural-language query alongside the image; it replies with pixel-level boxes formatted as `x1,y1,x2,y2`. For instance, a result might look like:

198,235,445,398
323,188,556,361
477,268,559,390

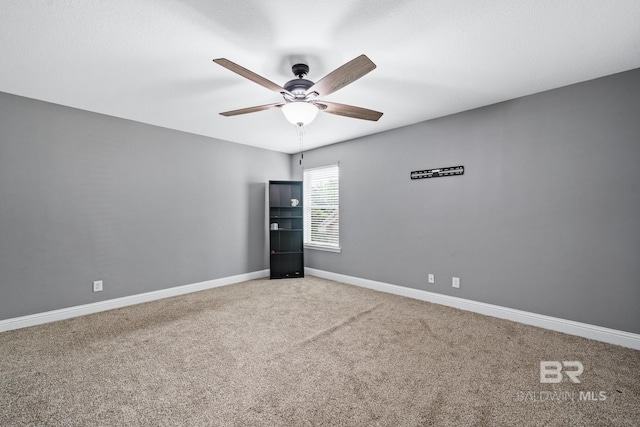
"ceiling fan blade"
220,103,284,117
306,54,376,97
213,58,292,97
317,101,383,121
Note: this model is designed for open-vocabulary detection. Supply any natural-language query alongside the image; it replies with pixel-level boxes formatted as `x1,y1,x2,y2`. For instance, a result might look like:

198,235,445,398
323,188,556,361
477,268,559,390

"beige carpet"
1,276,638,426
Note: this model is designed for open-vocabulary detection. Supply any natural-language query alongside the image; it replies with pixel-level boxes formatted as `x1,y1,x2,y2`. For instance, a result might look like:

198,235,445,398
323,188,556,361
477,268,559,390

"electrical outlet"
93,280,103,292
452,277,460,289
428,274,435,284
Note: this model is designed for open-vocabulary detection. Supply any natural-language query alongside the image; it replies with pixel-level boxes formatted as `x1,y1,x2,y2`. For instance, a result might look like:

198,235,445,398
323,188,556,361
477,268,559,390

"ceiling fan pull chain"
297,123,305,166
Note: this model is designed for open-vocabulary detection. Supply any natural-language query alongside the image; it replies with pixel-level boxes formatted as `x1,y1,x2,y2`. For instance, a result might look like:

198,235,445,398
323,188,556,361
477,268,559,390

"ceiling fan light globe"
282,102,319,126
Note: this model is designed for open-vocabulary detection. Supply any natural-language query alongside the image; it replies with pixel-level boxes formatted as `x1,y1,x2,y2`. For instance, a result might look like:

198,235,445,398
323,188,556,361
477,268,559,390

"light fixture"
281,101,319,126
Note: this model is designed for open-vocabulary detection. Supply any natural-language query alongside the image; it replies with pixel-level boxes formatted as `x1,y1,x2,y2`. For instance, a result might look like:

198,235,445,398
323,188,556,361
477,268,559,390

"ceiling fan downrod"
291,63,309,79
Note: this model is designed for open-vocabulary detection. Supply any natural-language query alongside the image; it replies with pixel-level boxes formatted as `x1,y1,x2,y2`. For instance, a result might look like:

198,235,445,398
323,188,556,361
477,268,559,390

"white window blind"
303,165,340,251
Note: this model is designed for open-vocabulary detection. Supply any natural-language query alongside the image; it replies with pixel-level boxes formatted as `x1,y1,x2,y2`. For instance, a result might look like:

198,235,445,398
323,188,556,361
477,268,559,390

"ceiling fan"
212,54,383,126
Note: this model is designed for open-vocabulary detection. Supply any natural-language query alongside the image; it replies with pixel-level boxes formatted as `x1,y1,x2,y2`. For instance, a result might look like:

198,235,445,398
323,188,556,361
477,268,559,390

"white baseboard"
306,268,640,351
5,268,638,351
0,270,269,333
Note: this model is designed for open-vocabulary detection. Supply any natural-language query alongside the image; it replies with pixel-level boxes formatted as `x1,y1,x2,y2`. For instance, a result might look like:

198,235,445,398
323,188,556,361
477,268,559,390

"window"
303,164,340,252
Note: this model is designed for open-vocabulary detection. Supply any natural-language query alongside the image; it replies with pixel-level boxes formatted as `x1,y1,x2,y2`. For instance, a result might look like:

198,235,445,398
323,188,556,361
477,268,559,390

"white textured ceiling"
1,1,639,154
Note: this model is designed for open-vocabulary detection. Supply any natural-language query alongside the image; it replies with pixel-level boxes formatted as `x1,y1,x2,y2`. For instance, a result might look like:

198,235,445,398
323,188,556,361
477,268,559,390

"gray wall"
293,69,640,334
0,92,290,320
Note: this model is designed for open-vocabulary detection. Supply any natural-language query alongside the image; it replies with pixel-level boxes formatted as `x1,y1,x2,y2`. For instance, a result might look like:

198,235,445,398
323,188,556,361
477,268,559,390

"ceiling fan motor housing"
284,63,314,97
284,78,314,97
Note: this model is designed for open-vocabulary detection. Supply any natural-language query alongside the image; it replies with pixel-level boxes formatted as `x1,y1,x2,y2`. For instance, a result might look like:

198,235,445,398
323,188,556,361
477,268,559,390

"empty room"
1,1,639,426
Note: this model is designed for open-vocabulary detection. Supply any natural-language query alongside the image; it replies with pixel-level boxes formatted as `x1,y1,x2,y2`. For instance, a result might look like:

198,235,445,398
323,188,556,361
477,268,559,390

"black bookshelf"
269,181,304,279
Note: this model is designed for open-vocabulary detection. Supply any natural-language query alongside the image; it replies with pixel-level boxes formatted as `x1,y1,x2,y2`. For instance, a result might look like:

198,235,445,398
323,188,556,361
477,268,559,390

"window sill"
304,244,342,253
